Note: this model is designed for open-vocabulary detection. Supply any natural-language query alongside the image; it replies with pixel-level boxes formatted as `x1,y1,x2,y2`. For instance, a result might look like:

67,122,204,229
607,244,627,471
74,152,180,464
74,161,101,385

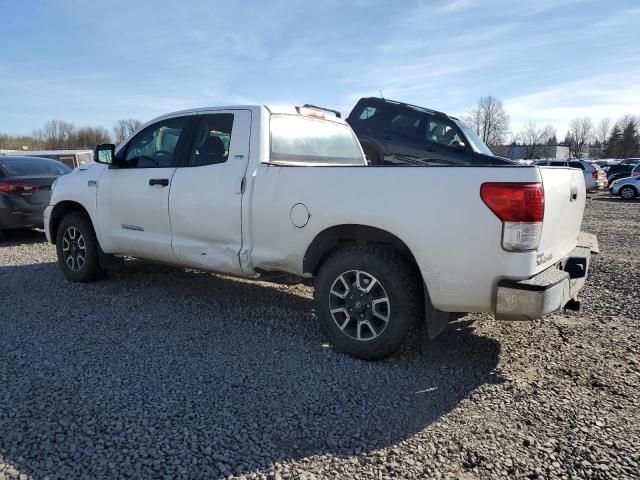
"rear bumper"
495,232,598,321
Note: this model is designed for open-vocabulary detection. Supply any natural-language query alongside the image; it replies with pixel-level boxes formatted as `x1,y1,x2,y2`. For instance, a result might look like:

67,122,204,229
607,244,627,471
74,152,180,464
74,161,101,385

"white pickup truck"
45,105,597,360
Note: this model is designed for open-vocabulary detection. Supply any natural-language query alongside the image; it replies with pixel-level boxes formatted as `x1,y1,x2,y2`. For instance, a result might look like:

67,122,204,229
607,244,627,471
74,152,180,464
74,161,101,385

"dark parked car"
620,158,640,166
346,97,509,166
0,156,71,240
603,163,635,184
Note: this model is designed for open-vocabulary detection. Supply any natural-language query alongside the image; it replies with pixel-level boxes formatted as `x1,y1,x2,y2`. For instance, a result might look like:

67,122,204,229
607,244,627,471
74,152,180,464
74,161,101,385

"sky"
1,0,639,138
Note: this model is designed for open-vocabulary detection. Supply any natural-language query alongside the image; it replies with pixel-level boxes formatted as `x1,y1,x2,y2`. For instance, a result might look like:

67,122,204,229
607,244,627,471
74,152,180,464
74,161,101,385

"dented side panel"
169,109,252,275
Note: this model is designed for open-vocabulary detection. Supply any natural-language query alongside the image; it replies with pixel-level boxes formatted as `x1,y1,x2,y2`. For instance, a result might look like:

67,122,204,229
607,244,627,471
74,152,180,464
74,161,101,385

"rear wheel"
55,212,106,282
314,245,421,360
620,186,637,199
362,145,382,166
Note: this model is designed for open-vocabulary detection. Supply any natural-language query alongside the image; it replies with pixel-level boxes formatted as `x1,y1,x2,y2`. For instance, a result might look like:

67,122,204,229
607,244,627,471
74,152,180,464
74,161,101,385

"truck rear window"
270,115,364,165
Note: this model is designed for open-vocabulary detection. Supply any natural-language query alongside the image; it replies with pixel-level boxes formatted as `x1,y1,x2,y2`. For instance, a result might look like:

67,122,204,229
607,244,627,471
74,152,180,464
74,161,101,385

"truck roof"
151,105,346,124
355,97,460,121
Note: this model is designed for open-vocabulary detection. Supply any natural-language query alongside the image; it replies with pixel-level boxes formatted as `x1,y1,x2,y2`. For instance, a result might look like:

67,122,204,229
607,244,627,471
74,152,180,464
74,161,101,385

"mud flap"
424,284,450,339
98,246,124,269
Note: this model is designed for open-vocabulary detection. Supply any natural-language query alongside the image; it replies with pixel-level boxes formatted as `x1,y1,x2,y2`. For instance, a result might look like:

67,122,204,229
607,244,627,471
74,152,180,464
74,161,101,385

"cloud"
434,0,478,14
504,72,640,133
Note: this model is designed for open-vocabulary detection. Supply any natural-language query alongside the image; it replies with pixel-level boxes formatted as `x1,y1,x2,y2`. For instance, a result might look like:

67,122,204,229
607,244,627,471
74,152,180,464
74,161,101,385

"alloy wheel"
621,187,635,199
61,226,86,271
329,270,390,341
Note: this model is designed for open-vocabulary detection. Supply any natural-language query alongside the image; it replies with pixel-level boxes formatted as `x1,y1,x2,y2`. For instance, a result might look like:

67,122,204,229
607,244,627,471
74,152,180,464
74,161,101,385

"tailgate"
536,167,586,272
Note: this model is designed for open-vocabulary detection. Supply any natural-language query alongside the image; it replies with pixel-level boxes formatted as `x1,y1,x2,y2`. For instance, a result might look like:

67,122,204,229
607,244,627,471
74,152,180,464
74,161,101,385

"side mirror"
452,140,466,152
94,144,115,164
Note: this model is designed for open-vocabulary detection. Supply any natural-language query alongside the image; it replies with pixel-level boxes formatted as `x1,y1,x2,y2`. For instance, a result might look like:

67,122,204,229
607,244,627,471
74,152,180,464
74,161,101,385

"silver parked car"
610,164,640,199
534,159,607,192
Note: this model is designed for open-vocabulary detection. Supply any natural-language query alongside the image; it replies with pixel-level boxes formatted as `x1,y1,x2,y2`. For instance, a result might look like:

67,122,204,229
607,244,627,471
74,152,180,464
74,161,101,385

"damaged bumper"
495,232,598,321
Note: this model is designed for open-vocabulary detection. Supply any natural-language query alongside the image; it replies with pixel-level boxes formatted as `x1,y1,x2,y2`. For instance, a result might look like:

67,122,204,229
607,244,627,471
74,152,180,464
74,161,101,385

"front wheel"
620,186,637,199
314,246,421,360
55,212,106,282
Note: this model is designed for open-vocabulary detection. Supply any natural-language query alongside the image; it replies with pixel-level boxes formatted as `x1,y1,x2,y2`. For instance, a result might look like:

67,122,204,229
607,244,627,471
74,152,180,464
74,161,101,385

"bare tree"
75,126,111,148
517,122,556,159
0,134,38,150
113,119,142,145
567,117,593,158
596,117,612,146
462,96,510,148
33,120,76,149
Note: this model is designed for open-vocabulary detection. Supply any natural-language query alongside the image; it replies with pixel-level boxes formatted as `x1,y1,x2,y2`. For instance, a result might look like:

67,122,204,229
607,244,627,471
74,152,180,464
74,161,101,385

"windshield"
455,120,494,156
270,115,365,165
0,157,72,176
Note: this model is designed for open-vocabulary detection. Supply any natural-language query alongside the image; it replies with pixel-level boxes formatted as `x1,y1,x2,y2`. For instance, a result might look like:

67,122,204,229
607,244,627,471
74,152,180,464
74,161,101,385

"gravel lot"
0,193,638,480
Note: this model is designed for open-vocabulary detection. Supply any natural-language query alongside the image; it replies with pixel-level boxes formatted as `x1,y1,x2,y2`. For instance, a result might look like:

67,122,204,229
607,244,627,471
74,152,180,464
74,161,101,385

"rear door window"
386,113,421,137
189,114,234,166
550,161,566,167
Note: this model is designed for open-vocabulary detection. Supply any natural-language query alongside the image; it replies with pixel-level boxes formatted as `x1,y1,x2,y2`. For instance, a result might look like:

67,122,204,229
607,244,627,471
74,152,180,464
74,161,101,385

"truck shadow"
0,228,47,245
593,195,640,204
0,261,502,479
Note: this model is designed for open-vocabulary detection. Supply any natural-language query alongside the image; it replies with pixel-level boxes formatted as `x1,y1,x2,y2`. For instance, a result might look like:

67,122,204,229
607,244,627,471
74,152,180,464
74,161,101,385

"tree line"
463,96,639,159
0,119,142,151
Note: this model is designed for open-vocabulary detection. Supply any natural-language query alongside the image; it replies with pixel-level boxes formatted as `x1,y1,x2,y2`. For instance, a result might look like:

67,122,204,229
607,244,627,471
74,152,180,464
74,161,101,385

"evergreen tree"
620,120,639,158
605,124,623,158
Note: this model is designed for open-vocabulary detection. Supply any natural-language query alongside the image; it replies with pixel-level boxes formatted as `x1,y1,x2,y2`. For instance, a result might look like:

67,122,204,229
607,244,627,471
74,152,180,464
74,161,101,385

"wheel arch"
305,224,450,340
49,201,93,244
303,224,421,281
357,137,385,163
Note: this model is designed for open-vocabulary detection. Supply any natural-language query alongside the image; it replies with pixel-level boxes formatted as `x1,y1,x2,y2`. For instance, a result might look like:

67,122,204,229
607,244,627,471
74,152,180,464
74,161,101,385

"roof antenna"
379,89,385,100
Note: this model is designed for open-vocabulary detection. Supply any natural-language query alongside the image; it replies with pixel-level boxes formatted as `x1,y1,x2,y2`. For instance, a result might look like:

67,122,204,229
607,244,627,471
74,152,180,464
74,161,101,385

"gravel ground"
0,193,638,480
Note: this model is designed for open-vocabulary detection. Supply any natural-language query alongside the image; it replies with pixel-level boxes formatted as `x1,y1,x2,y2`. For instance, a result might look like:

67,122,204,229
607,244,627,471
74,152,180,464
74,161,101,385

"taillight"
480,183,544,252
0,181,40,194
592,169,598,179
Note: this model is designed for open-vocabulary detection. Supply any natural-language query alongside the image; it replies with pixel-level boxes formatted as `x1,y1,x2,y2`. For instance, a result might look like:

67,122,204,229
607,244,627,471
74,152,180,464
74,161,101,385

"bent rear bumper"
495,232,598,321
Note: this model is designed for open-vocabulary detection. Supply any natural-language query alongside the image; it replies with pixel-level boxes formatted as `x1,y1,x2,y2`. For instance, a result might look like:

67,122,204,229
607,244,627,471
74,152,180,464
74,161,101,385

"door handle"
149,178,169,187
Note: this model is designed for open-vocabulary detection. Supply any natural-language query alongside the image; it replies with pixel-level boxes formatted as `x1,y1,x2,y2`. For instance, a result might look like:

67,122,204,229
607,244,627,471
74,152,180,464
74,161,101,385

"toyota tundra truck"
44,104,597,360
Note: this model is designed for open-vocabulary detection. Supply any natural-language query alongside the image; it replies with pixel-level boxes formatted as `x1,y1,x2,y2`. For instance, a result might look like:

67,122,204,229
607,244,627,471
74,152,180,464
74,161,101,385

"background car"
0,156,71,240
593,159,618,167
603,163,635,184
620,158,640,166
610,174,640,199
534,159,606,192
346,97,509,166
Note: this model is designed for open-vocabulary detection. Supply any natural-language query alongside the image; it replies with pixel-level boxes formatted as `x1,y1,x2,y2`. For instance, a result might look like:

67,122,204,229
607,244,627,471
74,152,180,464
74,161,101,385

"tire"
55,212,106,282
362,145,382,166
620,186,637,200
314,245,421,360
